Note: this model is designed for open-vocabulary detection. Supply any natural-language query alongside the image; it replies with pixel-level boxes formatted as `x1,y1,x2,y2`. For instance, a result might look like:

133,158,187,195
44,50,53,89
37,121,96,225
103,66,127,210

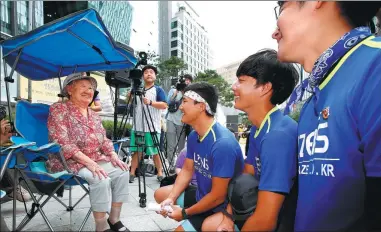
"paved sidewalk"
1,176,180,231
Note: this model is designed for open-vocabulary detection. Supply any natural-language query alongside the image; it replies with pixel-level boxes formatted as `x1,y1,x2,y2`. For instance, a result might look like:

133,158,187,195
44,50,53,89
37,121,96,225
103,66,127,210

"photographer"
166,74,192,173
128,65,168,183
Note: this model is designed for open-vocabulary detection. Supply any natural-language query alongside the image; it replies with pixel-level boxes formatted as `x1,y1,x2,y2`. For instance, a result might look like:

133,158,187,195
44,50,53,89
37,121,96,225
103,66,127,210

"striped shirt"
132,85,166,132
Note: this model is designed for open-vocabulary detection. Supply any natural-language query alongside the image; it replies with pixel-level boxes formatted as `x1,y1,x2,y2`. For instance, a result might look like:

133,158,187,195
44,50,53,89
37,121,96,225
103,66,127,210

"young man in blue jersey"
273,1,381,231
202,49,299,232
154,82,244,232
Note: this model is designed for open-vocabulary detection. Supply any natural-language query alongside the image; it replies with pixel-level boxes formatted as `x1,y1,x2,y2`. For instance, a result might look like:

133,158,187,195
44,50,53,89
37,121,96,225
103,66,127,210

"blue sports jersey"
295,36,381,231
186,121,244,212
245,107,297,194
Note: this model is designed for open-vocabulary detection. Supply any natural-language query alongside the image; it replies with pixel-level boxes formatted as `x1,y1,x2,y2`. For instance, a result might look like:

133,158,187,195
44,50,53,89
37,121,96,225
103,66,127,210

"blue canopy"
1,8,137,81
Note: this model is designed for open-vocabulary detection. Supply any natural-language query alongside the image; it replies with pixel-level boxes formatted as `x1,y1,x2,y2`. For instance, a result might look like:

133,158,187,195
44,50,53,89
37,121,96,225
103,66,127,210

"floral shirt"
46,101,114,174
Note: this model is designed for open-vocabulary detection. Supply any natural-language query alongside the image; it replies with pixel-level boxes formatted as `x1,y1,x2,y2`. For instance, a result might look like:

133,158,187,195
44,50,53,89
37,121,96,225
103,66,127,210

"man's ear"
260,82,273,97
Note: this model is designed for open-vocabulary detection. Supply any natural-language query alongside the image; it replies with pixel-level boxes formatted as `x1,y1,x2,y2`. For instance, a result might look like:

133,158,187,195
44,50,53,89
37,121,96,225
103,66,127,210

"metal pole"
27,1,34,101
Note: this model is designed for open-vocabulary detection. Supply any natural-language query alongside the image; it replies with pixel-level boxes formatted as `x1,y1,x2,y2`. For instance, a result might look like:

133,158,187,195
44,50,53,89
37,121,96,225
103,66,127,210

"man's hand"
168,205,183,222
171,90,178,99
158,198,176,218
143,97,151,105
110,153,128,171
217,215,235,232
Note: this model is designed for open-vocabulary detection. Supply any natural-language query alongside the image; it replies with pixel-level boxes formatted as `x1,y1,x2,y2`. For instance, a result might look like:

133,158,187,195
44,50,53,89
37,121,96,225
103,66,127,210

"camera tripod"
118,88,169,208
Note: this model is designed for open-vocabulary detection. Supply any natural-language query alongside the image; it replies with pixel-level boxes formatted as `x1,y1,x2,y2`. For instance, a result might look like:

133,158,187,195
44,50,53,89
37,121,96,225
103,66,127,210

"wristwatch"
181,208,189,219
149,100,153,105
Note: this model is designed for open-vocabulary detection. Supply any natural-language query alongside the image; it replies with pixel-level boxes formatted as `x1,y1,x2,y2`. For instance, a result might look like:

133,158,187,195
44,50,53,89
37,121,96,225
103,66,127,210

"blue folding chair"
10,100,92,231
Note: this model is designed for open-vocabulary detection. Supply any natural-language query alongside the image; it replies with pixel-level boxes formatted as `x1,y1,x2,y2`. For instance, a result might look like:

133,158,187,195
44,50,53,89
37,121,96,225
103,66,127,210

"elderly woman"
47,73,129,232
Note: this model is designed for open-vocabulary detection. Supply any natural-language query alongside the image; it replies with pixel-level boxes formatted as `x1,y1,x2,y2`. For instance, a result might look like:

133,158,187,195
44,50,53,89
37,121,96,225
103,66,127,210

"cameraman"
128,65,168,183
166,74,192,173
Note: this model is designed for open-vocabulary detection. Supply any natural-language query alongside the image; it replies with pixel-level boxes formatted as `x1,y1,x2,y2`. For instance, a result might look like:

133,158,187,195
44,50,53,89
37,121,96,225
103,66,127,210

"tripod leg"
138,151,147,208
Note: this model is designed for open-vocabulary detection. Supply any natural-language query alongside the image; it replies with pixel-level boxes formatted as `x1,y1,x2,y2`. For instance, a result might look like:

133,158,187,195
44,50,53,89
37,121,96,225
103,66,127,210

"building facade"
88,1,133,46
1,1,44,102
216,60,242,85
158,1,172,60
43,1,134,46
159,1,212,77
169,2,212,77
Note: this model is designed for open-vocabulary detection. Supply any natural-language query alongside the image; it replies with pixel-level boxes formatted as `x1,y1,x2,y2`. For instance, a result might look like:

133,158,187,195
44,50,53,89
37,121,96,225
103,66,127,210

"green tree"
195,69,234,107
238,112,251,127
156,56,188,88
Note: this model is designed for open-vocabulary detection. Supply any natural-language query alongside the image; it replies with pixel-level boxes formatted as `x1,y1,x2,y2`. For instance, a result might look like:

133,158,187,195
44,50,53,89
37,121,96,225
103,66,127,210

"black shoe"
107,219,130,232
129,174,135,183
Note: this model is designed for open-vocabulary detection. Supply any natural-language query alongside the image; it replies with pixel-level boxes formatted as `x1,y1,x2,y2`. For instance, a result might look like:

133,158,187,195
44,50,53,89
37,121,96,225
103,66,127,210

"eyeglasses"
274,6,280,20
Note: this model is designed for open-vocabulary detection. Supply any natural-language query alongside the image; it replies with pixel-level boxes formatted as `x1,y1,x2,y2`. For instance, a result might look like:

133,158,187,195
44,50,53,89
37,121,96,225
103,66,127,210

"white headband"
184,90,215,116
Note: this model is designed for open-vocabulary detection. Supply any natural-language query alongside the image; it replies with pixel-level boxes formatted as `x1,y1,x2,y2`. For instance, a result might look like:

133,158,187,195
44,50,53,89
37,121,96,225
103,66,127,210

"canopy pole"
4,48,22,124
67,30,111,65
57,66,65,101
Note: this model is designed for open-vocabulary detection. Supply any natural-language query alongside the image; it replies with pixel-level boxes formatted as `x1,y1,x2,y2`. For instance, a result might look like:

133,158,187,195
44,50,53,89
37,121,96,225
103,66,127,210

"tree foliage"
156,56,188,90
195,69,234,107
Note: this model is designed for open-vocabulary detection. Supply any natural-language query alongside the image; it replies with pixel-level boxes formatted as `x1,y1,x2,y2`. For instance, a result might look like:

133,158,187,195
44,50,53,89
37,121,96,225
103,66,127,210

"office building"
158,1,172,60
1,1,44,102
216,60,242,85
159,1,212,77
43,1,133,45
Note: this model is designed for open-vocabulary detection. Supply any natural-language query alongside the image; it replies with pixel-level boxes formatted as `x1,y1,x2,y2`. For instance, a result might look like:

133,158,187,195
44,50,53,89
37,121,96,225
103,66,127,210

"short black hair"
236,49,299,105
183,74,193,82
277,1,381,31
142,65,158,75
184,82,218,117
336,2,381,29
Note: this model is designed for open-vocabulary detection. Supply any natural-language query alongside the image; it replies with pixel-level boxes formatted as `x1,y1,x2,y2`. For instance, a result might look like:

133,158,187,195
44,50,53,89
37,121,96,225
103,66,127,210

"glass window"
171,50,178,57
171,21,178,29
171,40,178,48
0,1,11,34
171,30,178,38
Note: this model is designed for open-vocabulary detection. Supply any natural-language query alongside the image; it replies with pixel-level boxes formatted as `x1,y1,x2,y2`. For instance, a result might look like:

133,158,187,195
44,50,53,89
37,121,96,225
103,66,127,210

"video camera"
105,51,148,96
175,76,187,91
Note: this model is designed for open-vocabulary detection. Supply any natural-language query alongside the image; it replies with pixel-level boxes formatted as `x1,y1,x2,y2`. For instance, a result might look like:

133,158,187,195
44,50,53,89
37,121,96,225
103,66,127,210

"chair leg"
69,186,72,208
12,168,17,231
52,195,70,210
78,208,92,232
71,192,88,209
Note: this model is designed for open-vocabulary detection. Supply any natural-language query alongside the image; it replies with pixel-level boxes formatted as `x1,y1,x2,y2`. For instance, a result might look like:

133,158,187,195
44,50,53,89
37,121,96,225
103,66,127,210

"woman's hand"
85,161,108,180
0,119,12,145
110,152,128,171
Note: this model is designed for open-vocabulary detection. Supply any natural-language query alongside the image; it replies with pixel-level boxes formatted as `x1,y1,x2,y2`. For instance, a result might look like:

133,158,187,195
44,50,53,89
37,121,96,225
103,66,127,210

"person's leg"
129,130,143,183
154,184,174,203
153,155,163,177
145,132,163,178
101,162,129,231
202,212,225,231
77,166,111,231
166,120,177,166
159,129,165,152
174,225,185,231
